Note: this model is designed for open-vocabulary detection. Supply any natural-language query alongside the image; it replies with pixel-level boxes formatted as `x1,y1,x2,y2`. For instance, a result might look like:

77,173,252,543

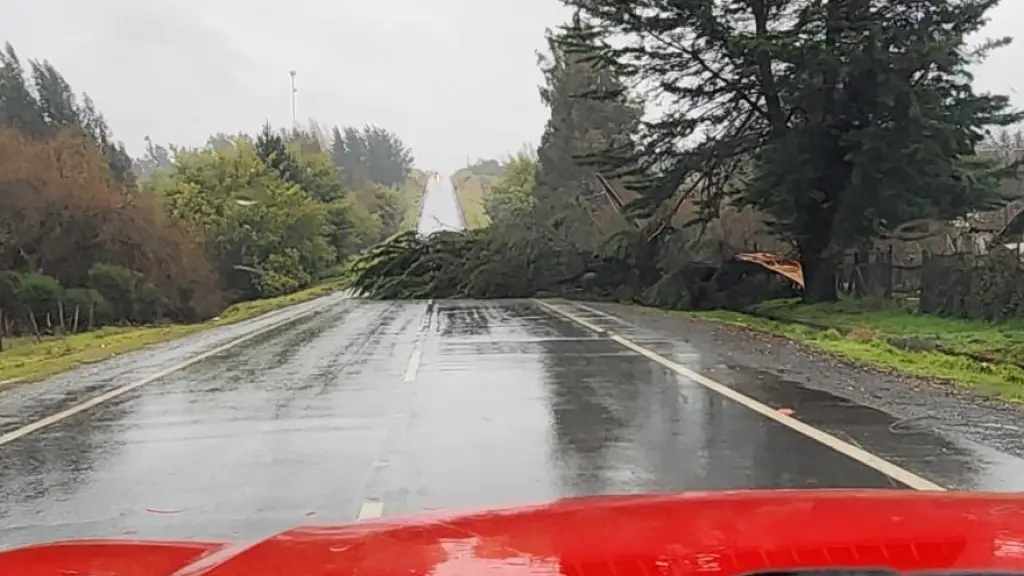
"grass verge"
451,169,491,229
0,279,346,388
398,169,428,232
639,298,1024,401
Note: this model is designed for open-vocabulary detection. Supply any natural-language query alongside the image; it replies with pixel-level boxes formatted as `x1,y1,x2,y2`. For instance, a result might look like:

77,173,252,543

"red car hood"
5,490,1024,576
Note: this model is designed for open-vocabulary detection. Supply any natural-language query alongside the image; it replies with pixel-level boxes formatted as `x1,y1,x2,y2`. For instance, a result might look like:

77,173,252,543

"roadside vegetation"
666,299,1024,401
0,42,424,381
452,160,504,229
350,4,1024,399
0,278,347,386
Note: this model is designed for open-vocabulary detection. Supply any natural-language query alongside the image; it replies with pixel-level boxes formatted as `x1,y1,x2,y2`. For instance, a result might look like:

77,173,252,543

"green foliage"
16,273,61,321
87,263,135,321
62,287,105,322
560,0,1022,303
465,159,506,178
534,15,640,233
350,230,551,299
157,139,335,299
0,41,425,345
331,125,414,189
485,152,538,226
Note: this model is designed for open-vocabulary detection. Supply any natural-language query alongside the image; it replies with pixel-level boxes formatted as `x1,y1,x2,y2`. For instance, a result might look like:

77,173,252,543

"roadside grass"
639,298,1024,401
0,278,347,388
451,169,491,229
399,169,428,232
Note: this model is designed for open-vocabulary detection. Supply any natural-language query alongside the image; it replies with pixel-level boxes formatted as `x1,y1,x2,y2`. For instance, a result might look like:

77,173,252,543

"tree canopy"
0,42,423,343
556,0,1021,301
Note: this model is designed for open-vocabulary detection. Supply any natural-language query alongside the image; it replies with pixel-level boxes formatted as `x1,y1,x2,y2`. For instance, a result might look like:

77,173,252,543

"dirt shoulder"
584,301,1024,459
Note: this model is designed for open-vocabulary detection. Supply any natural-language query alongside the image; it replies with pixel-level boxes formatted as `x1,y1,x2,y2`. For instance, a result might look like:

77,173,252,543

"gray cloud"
0,0,1019,172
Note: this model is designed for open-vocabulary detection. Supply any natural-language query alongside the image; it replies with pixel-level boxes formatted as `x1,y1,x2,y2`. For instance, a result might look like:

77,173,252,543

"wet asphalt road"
417,172,464,235
3,175,1024,548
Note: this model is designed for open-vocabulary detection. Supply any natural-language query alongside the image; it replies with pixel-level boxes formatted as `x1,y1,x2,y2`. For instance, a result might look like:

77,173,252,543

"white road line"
357,500,384,520
0,304,328,448
533,299,946,492
403,347,422,382
403,300,432,382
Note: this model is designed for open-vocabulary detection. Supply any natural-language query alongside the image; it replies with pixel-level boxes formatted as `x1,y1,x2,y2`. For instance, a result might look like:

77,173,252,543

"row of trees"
0,42,421,343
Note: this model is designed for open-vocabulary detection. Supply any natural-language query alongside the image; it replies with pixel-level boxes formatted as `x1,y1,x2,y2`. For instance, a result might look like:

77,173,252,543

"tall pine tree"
531,13,642,246
563,0,1021,302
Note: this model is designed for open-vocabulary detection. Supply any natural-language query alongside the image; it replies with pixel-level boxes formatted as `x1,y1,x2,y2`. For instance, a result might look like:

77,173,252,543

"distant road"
416,173,465,235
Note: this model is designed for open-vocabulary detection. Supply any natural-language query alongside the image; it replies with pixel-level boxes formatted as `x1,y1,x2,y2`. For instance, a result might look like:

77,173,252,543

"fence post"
885,244,894,298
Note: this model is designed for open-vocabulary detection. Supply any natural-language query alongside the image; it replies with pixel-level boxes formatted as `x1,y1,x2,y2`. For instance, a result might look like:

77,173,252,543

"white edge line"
532,299,946,492
0,299,334,448
357,500,384,520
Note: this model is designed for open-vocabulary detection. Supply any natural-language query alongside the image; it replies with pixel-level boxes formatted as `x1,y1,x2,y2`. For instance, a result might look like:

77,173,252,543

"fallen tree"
348,228,799,308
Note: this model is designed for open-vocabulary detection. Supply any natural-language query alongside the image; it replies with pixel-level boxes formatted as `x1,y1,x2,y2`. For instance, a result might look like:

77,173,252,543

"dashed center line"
533,298,946,492
402,299,433,383
403,348,422,382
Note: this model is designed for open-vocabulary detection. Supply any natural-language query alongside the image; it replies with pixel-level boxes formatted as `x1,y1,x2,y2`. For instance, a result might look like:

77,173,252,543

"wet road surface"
0,298,894,547
417,173,465,235
4,176,1024,548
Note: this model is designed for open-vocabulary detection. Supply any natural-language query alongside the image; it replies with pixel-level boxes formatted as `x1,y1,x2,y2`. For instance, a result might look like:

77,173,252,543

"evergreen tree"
531,13,642,245
255,123,303,186
327,125,414,189
0,44,44,137
562,0,1022,302
0,43,136,189
362,125,414,188
30,60,79,132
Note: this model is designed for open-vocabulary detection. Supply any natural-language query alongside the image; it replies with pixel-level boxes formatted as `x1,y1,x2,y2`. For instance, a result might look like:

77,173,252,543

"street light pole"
289,70,297,128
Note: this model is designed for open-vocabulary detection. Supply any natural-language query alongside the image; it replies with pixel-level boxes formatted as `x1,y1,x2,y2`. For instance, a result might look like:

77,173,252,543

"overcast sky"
0,0,1020,174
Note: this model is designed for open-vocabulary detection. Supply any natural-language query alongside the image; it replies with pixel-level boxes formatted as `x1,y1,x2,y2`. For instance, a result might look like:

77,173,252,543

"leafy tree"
561,0,1022,302
486,151,539,226
351,183,408,240
0,127,220,325
206,132,243,151
324,196,381,257
159,138,335,299
466,159,506,178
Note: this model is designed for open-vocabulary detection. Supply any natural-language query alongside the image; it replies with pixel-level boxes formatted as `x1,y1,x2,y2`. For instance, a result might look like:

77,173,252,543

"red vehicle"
3,490,1024,576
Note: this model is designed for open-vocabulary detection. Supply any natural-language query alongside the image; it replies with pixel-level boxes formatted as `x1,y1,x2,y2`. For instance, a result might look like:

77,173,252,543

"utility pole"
289,70,297,128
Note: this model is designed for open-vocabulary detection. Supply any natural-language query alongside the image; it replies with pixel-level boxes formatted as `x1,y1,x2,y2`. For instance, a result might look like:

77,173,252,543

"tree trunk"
800,244,839,304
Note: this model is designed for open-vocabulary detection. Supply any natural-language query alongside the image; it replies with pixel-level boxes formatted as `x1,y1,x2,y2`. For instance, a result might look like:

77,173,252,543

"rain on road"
2,174,1024,549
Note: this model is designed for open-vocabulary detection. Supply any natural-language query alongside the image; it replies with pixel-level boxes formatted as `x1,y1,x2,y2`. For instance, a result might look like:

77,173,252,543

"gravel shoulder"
587,301,1024,459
